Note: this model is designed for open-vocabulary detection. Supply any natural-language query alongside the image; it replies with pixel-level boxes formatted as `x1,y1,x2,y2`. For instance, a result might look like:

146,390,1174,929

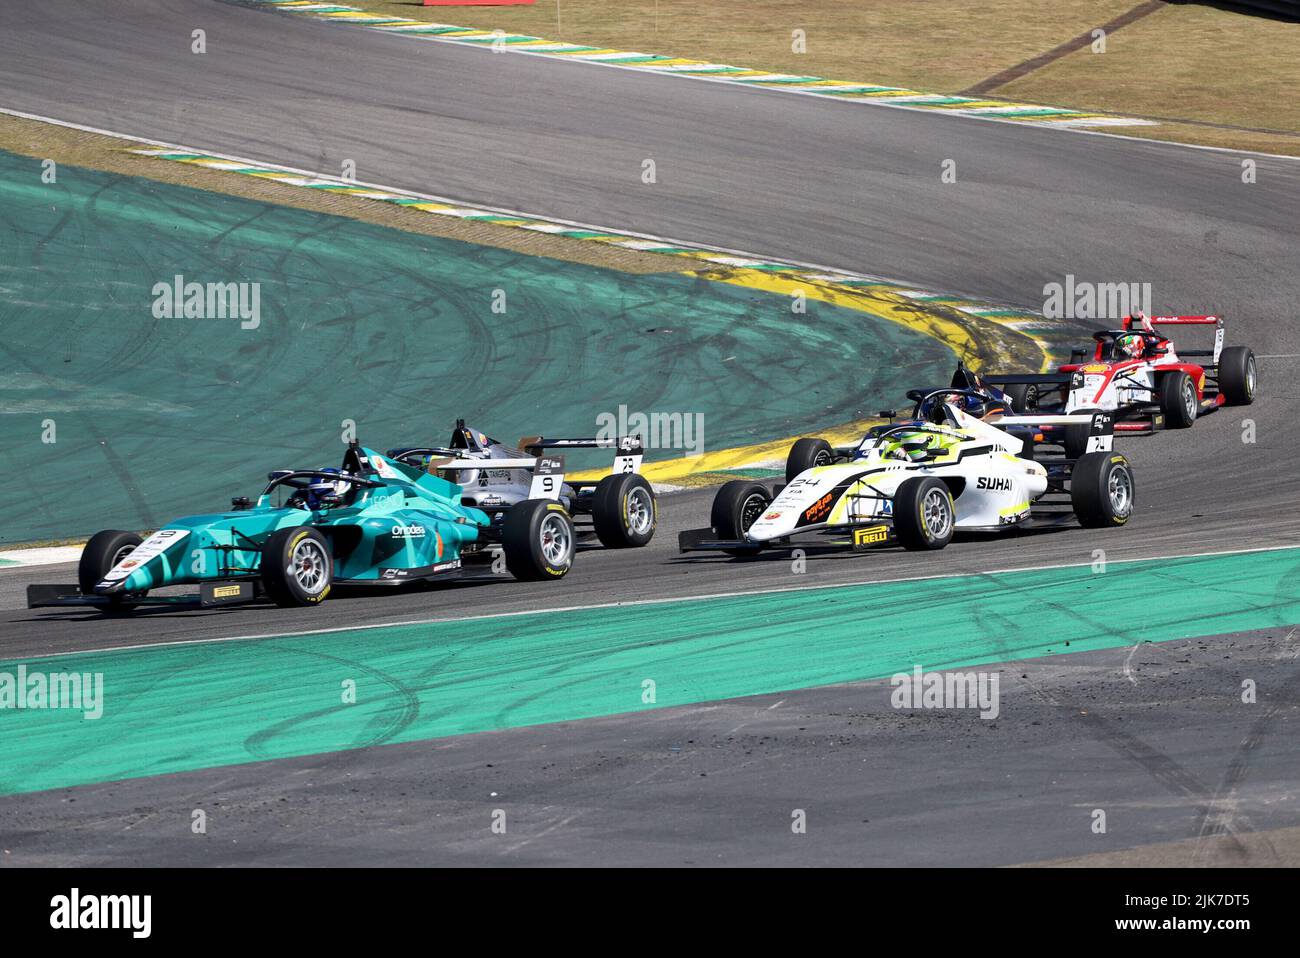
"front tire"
502,500,575,580
591,473,656,548
892,477,955,551
261,526,333,607
1010,429,1036,461
1159,370,1198,428
1071,452,1135,528
710,480,770,556
785,437,833,482
1217,346,1257,406
78,530,145,611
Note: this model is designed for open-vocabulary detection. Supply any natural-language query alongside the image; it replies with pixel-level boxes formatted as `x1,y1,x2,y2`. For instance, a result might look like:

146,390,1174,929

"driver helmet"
945,391,1004,422
885,434,932,463
1115,332,1145,360
305,468,347,509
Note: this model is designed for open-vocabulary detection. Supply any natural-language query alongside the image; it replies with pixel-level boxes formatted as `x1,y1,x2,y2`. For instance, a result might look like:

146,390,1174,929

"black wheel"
710,480,770,556
261,526,333,607
1004,382,1039,415
1063,408,1099,460
78,530,145,611
892,477,955,551
785,437,833,482
502,500,574,580
1159,370,1198,428
1071,452,1135,528
591,473,656,548
1011,429,1036,461
1217,346,1257,406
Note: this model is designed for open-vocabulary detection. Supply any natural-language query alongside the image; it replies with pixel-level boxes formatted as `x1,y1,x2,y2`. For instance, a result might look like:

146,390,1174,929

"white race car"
679,389,1132,556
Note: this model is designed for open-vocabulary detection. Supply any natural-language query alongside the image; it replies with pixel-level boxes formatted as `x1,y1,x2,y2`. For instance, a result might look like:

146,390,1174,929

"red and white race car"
988,314,1257,455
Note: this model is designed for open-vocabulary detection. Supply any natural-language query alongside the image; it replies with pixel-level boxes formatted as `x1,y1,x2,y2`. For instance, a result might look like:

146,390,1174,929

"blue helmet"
304,468,345,509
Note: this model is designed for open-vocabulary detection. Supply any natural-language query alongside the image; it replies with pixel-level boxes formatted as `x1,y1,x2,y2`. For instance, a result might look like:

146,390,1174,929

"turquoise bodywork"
96,446,490,595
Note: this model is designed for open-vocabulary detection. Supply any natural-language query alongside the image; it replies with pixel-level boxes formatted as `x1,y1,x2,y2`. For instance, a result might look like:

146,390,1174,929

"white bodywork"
745,405,1108,544
1062,314,1221,414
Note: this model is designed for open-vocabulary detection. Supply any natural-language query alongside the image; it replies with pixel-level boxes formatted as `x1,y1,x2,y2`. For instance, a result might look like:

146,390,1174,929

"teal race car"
28,442,575,613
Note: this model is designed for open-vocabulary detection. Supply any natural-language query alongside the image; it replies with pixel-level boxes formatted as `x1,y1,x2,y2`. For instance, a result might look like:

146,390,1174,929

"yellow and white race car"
679,388,1133,556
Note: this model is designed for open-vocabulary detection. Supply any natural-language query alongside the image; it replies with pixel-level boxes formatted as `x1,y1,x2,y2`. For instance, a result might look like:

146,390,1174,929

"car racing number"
528,455,566,499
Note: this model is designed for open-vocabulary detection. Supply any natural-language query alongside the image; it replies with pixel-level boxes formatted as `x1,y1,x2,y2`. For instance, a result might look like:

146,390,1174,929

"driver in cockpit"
919,390,1008,426
287,468,353,511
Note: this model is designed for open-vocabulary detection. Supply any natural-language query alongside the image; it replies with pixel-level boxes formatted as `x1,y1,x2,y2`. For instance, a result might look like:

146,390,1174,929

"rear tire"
1004,382,1039,415
1159,370,1198,428
710,480,771,556
261,526,333,607
591,473,656,548
1217,346,1257,406
785,437,833,483
502,500,575,580
892,477,955,551
78,530,145,612
1071,452,1135,528
1063,408,1099,460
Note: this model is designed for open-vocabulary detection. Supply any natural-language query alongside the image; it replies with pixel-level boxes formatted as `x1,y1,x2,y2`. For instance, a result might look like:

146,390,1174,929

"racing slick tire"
79,530,145,612
1159,370,1198,428
591,473,657,548
1217,346,1257,406
1063,408,1099,460
893,477,955,551
1004,383,1039,415
1071,452,1135,528
786,437,834,483
1010,429,1036,461
710,480,770,556
261,526,333,607
502,500,575,580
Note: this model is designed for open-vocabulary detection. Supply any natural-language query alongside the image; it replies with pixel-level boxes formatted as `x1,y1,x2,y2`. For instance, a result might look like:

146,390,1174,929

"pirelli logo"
211,585,243,599
852,525,890,548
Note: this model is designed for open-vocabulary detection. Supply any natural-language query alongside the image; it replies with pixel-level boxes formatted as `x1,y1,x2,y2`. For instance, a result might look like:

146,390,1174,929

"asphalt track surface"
1,0,1299,864
0,0,1298,325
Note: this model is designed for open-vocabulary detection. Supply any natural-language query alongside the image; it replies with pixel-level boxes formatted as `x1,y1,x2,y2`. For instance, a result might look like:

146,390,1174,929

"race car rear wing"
996,411,1116,453
982,372,1072,386
519,435,644,476
1126,314,1224,361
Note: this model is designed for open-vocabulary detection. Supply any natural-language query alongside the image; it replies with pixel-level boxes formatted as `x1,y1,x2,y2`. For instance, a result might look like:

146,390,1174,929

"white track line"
19,543,1300,661
0,106,1034,307
280,8,1300,163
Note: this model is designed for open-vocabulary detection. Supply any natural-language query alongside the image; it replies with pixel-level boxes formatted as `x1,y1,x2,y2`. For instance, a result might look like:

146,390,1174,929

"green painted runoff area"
0,149,952,544
2,547,1297,795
